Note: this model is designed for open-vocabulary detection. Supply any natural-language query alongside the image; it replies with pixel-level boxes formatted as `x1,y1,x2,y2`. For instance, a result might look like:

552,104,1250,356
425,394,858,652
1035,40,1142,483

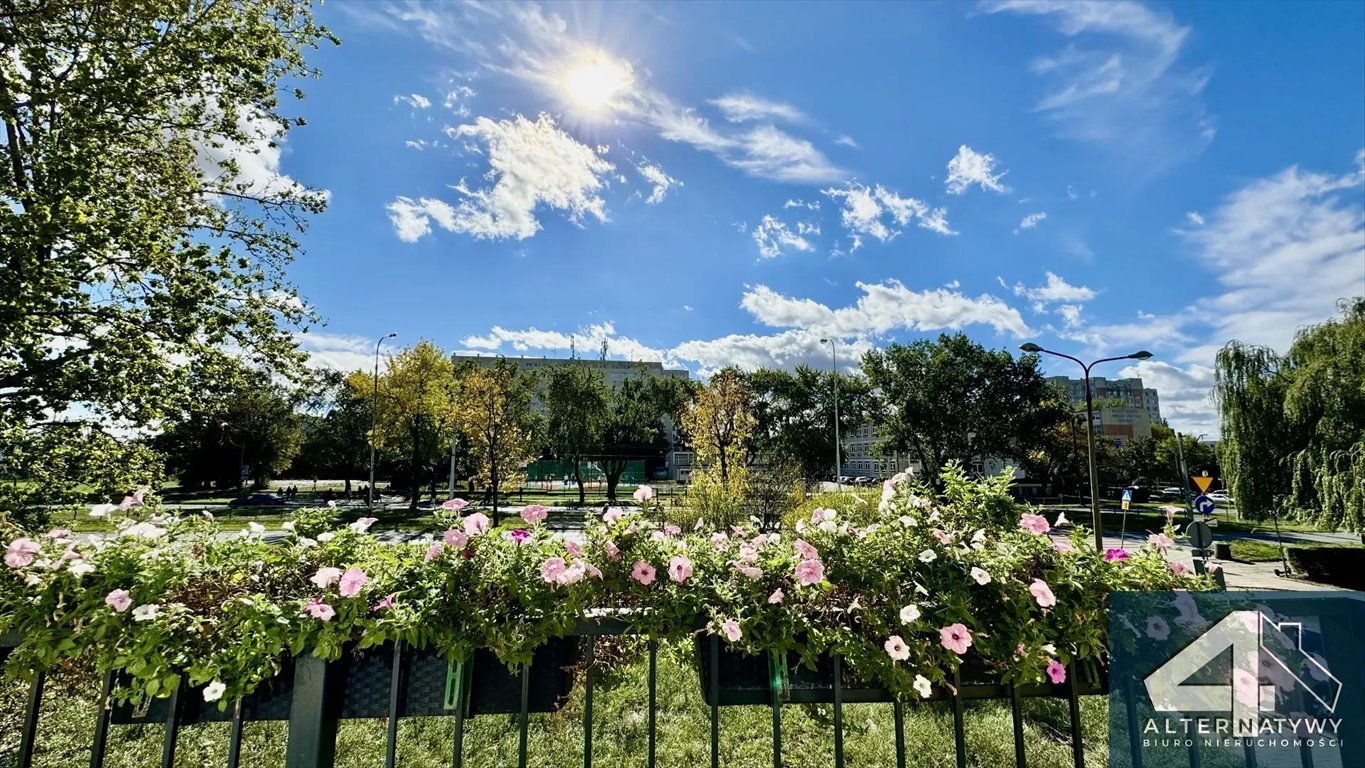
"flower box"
110,637,581,724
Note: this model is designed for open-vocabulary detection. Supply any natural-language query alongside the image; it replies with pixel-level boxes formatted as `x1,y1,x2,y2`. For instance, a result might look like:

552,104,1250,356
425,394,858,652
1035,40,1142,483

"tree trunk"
490,454,500,524
605,459,622,503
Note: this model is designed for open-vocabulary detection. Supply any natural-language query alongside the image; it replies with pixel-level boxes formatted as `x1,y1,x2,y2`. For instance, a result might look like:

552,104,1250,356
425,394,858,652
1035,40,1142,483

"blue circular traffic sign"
1194,494,1215,515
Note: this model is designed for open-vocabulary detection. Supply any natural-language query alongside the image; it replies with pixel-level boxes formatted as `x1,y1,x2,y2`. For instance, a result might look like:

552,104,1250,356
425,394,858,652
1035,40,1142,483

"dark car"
228,493,285,507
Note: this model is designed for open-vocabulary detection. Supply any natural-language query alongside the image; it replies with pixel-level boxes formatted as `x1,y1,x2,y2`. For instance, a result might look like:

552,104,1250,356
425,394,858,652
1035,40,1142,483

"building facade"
1046,375,1158,448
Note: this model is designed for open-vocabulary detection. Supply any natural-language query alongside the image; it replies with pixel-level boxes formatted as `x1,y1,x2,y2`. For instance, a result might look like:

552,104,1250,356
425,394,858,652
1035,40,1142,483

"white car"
1207,491,1234,504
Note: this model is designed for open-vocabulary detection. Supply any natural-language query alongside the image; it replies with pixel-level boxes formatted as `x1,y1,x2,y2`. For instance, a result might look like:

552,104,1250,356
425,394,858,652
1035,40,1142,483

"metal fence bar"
1122,674,1142,768
227,700,245,768
517,662,531,768
159,681,181,768
832,656,845,768
583,636,595,768
1066,664,1084,768
709,635,720,768
951,668,967,768
769,654,782,768
386,643,404,768
89,671,114,768
450,661,467,768
17,671,44,768
1010,683,1026,768
892,700,906,768
285,654,344,768
647,640,657,768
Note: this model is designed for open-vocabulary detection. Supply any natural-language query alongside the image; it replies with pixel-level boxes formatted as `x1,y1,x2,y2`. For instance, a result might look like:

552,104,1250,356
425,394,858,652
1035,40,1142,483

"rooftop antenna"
569,336,576,360
600,339,608,361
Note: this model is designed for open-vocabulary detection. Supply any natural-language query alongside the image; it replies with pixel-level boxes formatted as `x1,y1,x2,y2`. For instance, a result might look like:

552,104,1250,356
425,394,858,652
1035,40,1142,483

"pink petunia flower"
1019,513,1051,535
443,529,468,548
558,561,586,585
1148,532,1174,551
4,538,41,569
668,555,693,583
633,485,656,503
1046,660,1067,684
737,544,759,564
521,505,549,524
338,567,368,598
737,564,763,580
304,598,335,622
372,593,398,612
720,618,742,643
442,498,469,511
711,532,729,550
425,543,444,562
507,529,532,545
631,560,656,585
795,558,825,587
565,539,583,557
1029,579,1057,608
603,540,621,561
931,528,951,545
602,507,625,525
664,524,682,536
1052,540,1077,554
884,635,910,661
350,517,378,534
1169,561,1192,576
794,538,819,561
1105,548,1129,562
46,529,71,540
463,513,490,536
768,588,784,604
939,624,973,655
105,589,132,613
311,567,342,589
584,563,604,580
541,557,568,583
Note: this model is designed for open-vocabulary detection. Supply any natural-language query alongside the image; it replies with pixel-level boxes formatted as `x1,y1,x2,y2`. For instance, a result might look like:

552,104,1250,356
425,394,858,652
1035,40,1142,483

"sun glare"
563,56,632,112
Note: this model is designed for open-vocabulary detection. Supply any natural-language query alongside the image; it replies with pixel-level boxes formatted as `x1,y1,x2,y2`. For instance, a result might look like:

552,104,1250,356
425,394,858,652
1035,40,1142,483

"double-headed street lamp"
1019,343,1153,552
368,332,398,507
820,338,841,492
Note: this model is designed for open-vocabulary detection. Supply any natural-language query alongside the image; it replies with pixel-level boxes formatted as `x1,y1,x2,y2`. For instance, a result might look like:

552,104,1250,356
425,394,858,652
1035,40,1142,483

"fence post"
285,655,346,768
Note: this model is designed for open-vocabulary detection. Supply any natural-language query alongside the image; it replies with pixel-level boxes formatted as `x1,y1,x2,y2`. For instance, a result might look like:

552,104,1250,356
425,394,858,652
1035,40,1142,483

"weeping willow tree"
1215,298,1365,530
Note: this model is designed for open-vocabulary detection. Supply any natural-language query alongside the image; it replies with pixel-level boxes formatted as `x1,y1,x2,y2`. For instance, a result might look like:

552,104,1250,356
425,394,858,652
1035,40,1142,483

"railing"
1,623,1102,768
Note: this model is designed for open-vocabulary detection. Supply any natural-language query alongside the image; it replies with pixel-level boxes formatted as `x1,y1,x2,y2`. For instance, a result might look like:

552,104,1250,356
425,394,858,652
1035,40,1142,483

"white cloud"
1015,211,1048,233
370,3,845,185
1179,154,1365,360
823,182,955,248
1185,211,1204,226
295,332,386,373
671,328,870,376
784,198,820,211
1060,310,1193,350
752,215,816,259
709,92,807,124
195,105,326,203
636,162,679,204
740,281,1033,338
984,0,1213,169
388,114,614,242
945,145,1009,195
1056,303,1083,327
394,93,432,109
1119,360,1218,435
835,135,859,148
1013,271,1096,303
461,322,665,362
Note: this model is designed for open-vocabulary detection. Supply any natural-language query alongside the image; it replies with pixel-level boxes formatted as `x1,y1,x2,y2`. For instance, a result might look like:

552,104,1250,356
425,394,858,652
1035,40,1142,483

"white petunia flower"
317,532,336,543
132,604,161,622
69,561,96,578
203,681,227,702
900,604,921,624
917,549,937,563
970,567,991,585
913,674,932,699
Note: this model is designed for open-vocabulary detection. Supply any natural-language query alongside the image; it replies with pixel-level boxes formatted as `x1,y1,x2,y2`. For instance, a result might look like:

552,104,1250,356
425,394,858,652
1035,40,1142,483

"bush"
783,489,879,530
1286,544,1365,589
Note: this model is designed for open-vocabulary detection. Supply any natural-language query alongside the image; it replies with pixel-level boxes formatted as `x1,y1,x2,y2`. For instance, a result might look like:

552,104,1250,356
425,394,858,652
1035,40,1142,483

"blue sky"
261,1,1365,436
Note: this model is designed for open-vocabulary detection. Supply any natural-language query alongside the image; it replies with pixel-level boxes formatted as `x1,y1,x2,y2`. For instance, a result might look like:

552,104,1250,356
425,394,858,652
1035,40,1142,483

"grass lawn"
0,641,1107,768
1225,540,1285,563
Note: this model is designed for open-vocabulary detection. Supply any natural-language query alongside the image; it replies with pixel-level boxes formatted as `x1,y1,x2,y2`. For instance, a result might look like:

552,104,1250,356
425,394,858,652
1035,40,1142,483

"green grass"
1226,540,1285,563
1,641,1108,768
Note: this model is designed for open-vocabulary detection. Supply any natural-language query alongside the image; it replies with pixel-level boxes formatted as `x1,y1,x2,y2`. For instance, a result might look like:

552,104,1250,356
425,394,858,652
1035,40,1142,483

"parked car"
228,493,285,507
1159,487,1184,499
1207,491,1234,504
853,476,873,486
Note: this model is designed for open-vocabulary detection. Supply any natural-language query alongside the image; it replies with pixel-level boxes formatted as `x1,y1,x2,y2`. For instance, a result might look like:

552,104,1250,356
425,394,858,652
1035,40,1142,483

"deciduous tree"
543,364,608,505
452,359,537,523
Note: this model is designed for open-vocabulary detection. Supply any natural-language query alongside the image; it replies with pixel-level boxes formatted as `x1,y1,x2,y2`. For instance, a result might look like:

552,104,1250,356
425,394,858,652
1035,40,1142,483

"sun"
563,55,632,113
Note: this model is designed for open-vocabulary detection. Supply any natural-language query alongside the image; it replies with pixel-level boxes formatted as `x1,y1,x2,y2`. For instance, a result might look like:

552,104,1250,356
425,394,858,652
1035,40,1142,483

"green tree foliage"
745,366,869,486
1215,298,1365,529
862,334,1066,484
451,358,537,522
152,369,304,491
0,422,162,527
0,1,333,519
293,370,371,494
542,363,608,505
362,342,461,511
600,371,691,502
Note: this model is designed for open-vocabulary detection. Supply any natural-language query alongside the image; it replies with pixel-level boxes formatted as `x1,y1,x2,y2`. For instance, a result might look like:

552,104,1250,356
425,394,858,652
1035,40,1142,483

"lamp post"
368,332,397,507
820,338,841,492
1020,343,1153,552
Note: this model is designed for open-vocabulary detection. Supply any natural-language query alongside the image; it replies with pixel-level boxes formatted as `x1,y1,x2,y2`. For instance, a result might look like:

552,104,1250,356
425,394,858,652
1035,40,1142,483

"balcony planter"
110,636,581,724
695,639,1106,706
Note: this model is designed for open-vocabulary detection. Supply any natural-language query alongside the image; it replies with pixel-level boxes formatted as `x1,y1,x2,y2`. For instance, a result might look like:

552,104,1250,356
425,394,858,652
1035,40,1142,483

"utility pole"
368,332,397,507
820,338,841,492
448,432,458,499
1174,431,1193,523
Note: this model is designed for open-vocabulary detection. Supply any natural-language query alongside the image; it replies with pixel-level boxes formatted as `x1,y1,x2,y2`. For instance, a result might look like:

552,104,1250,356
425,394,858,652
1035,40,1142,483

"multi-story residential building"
1046,375,1159,447
842,422,918,478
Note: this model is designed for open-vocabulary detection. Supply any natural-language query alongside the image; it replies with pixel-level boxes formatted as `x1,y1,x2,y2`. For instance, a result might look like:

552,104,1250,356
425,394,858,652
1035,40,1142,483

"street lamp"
820,338,842,492
1020,343,1153,552
368,332,397,507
